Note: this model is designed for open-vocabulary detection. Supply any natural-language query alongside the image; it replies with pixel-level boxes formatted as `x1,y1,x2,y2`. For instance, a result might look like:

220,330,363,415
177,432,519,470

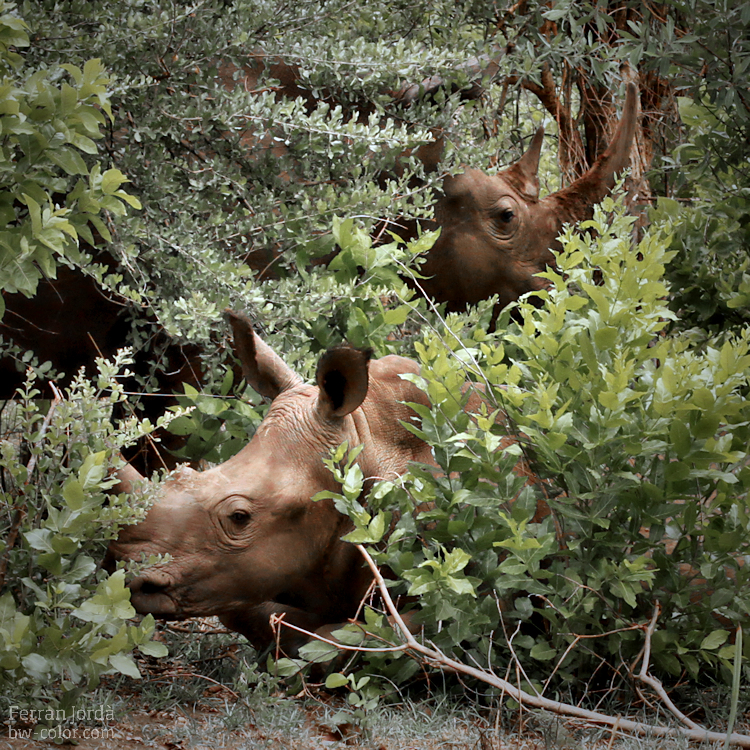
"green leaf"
445,575,476,596
325,673,349,689
61,63,83,86
68,555,96,582
109,653,141,679
21,653,50,679
63,478,86,509
47,146,89,175
665,461,690,482
24,193,42,236
694,414,721,440
593,326,618,349
71,132,98,154
60,81,79,114
700,630,729,650
670,420,691,459
25,528,54,552
116,190,142,209
383,305,410,325
298,639,339,663
530,641,557,661
367,512,387,543
271,657,305,677
139,641,169,658
100,168,128,194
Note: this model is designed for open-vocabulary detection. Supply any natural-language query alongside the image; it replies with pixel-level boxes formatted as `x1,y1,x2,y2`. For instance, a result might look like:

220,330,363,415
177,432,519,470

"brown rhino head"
106,310,433,651
421,83,639,317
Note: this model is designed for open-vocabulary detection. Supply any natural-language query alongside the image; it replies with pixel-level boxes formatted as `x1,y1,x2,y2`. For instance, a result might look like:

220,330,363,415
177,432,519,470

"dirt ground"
0,692,715,750
0,673,644,750
0,694,552,750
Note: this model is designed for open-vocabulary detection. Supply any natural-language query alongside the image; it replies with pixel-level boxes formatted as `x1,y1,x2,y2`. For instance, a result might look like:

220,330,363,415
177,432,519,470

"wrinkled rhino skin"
423,83,638,320
106,310,438,653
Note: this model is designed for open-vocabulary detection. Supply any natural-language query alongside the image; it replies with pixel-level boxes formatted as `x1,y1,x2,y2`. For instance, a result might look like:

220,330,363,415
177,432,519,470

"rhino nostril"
140,580,168,595
127,574,177,616
129,574,171,597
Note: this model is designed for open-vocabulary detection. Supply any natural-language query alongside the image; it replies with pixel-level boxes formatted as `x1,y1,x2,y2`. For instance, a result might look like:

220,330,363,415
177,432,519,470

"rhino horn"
545,82,638,221
315,345,372,419
224,309,303,401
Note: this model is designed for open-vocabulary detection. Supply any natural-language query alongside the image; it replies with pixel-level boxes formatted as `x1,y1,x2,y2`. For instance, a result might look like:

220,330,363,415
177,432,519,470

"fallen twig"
353,544,750,748
631,603,702,731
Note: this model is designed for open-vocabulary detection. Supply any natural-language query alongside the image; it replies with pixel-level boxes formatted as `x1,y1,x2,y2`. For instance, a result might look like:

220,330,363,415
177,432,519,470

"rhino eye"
489,200,520,238
492,207,516,224
229,509,251,526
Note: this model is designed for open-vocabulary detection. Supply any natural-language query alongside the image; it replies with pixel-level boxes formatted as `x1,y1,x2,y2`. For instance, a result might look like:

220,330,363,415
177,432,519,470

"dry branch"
631,603,703,731
270,613,411,655
349,544,750,748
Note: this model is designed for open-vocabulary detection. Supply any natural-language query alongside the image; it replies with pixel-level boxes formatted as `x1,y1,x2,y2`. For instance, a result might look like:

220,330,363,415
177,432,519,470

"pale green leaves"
315,442,391,544
1,363,169,708
72,570,136,623
402,547,478,597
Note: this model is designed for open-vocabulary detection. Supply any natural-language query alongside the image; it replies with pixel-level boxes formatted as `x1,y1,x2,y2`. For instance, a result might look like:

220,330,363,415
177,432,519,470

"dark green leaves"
0,23,139,307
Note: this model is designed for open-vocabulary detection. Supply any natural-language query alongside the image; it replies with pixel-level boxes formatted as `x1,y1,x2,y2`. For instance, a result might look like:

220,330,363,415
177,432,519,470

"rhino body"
107,311,437,651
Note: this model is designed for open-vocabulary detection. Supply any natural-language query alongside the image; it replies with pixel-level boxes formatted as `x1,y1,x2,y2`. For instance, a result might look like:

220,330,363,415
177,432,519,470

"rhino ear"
498,126,544,199
545,83,638,221
224,309,302,402
315,346,372,419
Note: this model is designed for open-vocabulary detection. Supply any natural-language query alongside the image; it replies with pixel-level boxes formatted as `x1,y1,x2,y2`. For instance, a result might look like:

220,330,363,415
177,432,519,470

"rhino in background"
106,310,439,654
421,83,639,318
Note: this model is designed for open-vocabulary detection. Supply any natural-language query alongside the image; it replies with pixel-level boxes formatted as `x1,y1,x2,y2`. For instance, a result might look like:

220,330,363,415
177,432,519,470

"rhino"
420,83,638,318
107,310,439,653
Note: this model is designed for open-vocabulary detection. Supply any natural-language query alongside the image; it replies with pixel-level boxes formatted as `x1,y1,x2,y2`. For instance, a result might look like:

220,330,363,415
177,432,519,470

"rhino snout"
128,571,179,616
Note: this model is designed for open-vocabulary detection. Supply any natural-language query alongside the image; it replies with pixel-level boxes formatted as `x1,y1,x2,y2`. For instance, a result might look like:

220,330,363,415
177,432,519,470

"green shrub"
660,97,750,335
0,2,139,316
319,197,750,699
0,353,169,716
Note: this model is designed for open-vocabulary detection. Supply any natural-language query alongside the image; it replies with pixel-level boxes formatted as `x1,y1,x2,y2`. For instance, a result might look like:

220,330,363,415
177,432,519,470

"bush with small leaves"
658,98,750,336
0,2,139,316
0,353,174,716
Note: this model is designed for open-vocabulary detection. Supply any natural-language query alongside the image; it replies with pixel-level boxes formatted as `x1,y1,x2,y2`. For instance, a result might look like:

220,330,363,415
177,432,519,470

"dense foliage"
0,355,169,716
0,2,138,313
312,201,750,705
1,0,750,720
